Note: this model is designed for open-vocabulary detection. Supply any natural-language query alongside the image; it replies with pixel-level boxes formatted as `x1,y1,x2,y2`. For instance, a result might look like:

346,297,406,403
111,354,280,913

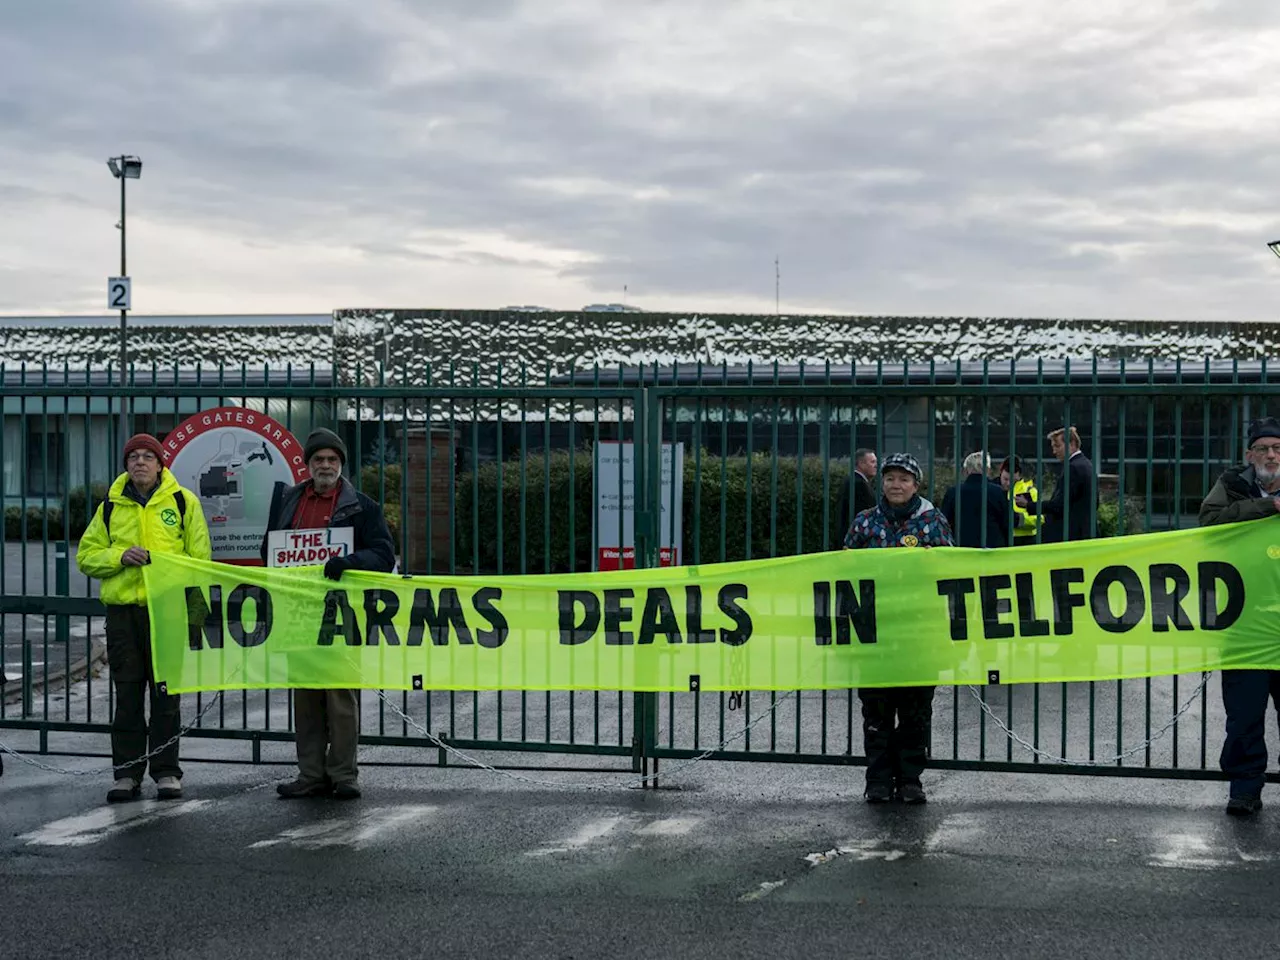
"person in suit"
939,451,1010,548
1039,426,1097,543
835,448,878,544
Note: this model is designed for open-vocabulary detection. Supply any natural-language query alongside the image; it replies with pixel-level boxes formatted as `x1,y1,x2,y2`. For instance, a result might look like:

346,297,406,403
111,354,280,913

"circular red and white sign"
162,407,310,565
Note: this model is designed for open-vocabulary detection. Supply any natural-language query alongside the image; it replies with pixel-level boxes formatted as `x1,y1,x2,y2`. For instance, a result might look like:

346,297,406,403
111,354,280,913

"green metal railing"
2,358,1277,785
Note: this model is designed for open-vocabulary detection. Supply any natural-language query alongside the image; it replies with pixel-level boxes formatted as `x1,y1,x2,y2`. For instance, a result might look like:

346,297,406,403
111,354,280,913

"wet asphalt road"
3,725,1280,960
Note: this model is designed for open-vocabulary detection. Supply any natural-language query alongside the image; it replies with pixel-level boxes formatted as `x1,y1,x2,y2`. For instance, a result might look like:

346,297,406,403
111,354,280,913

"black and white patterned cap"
880,452,922,482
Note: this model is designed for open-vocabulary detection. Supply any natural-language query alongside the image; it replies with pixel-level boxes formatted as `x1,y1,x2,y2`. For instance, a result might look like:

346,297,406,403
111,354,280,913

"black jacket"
940,474,1010,548
260,476,396,572
1199,464,1279,527
836,471,877,544
1040,452,1097,543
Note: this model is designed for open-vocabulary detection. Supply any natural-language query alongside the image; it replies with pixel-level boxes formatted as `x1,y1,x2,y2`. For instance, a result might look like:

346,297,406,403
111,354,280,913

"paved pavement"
3,683,1280,959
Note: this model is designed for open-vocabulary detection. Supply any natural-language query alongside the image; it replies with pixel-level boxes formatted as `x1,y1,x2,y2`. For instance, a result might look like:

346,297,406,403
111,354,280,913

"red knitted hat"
123,433,165,467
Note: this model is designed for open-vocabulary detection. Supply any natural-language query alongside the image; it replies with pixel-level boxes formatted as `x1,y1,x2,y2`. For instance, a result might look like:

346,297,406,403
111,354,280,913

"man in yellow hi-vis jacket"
998,456,1040,545
77,433,211,804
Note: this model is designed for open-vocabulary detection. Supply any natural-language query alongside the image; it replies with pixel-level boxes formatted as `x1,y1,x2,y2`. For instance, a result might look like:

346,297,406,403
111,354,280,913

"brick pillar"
403,426,456,573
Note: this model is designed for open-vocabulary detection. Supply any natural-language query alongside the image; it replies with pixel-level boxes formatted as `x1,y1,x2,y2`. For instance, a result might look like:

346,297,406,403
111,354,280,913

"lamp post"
107,155,141,443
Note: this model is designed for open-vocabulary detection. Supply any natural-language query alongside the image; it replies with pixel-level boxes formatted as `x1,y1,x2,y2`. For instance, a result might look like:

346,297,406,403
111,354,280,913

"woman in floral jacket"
844,452,954,804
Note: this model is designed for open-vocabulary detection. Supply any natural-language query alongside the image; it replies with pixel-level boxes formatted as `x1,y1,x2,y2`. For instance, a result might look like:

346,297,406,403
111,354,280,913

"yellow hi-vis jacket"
1011,477,1041,540
76,469,211,606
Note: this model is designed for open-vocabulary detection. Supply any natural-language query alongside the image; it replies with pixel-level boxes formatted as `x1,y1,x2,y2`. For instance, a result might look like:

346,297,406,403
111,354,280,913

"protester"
1199,416,1280,817
1040,426,1097,542
263,428,396,800
939,451,1009,548
835,448,878,544
844,452,954,804
76,433,211,803
999,455,1041,545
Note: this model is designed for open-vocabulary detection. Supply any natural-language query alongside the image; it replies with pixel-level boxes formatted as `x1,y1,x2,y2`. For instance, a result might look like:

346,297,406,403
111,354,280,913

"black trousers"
1220,670,1280,797
106,605,182,783
858,686,935,787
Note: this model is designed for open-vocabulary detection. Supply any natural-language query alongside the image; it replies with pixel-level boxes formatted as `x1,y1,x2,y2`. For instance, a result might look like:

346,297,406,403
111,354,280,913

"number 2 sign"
108,276,131,310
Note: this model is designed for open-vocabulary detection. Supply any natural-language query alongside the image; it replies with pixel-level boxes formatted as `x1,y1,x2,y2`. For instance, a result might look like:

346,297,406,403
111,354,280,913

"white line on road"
1149,832,1235,870
924,813,986,857
525,814,628,857
20,800,213,847
739,880,787,902
633,816,700,837
804,838,906,865
249,805,435,849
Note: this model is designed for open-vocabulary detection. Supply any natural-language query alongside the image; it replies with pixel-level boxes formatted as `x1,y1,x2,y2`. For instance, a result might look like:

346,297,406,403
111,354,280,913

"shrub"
382,501,401,544
68,483,110,536
1096,496,1147,538
360,463,403,500
4,506,62,540
455,450,594,573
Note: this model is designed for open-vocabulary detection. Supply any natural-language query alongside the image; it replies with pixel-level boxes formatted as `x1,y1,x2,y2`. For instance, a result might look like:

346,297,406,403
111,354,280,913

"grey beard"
1255,464,1280,487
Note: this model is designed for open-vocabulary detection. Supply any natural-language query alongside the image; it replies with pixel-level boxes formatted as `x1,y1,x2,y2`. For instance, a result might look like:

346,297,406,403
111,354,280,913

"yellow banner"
143,519,1280,693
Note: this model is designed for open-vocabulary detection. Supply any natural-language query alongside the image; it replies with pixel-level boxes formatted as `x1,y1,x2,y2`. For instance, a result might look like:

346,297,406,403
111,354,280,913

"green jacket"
76,470,212,606
1199,464,1279,527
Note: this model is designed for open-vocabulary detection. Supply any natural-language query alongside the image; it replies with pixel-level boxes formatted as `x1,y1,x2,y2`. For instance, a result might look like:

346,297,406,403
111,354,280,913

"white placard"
593,441,683,570
267,527,354,568
107,276,131,311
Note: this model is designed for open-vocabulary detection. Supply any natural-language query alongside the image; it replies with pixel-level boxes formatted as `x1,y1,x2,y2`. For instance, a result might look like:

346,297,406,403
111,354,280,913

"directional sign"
107,276,131,311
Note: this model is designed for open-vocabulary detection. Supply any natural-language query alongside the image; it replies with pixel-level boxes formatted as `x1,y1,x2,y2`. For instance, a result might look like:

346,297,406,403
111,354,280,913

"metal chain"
374,688,798,790
0,692,226,777
965,673,1213,766
4,678,1211,783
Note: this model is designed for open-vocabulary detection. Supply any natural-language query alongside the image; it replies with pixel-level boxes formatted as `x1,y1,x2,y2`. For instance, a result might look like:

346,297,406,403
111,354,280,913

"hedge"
453,450,1158,574
3,478,406,544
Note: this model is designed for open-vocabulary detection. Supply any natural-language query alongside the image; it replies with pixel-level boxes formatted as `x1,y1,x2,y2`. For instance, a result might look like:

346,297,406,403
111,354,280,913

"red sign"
163,407,311,565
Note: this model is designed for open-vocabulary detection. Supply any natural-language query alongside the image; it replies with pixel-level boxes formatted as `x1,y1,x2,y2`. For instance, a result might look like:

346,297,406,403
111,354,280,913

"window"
25,420,66,497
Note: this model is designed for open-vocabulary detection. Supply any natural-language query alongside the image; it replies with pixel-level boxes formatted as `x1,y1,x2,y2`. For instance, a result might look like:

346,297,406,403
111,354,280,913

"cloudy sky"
2,0,1279,320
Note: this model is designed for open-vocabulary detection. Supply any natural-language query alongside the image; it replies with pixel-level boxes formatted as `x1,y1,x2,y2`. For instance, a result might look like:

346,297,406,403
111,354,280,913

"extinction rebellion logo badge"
161,508,179,527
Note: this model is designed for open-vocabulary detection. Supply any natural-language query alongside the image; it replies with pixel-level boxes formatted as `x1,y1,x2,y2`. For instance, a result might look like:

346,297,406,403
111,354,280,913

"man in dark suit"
940,451,1009,548
1040,426,1097,543
835,448,878,542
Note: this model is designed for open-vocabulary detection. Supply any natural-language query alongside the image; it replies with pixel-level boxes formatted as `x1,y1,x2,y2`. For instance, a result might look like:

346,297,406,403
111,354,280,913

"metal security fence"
3,359,1278,785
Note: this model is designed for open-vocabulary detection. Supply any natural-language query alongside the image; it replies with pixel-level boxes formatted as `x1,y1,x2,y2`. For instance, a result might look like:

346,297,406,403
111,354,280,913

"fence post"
55,540,69,646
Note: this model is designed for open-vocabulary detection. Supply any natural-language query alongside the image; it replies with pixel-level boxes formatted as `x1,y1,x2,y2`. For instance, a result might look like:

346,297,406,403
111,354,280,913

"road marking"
804,838,906,865
739,879,787,902
526,815,628,856
250,805,434,849
925,813,985,857
633,816,700,837
20,800,212,847
1149,832,1234,870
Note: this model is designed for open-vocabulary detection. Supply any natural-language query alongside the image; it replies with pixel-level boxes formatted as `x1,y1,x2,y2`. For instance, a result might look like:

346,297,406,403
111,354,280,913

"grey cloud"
2,0,1280,319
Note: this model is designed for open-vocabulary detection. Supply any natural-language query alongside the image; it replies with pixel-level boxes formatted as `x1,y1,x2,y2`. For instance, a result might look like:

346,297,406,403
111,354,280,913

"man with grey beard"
1199,416,1280,816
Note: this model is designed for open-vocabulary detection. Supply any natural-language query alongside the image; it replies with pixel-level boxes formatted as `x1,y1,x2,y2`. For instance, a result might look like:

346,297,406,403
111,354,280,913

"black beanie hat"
1247,417,1280,449
304,428,347,466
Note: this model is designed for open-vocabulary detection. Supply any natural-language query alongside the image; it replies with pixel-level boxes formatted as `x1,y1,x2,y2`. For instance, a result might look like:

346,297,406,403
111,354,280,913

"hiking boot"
155,776,183,801
897,782,927,804
332,781,362,800
276,778,332,799
864,781,893,804
1226,793,1262,817
106,778,141,804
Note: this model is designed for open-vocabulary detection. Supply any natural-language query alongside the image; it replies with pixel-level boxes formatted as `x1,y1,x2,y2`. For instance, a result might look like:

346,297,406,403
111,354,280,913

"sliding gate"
3,359,1277,784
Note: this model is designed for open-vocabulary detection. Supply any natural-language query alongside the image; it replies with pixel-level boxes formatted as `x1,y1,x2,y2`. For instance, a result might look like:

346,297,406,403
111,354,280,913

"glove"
323,556,351,581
